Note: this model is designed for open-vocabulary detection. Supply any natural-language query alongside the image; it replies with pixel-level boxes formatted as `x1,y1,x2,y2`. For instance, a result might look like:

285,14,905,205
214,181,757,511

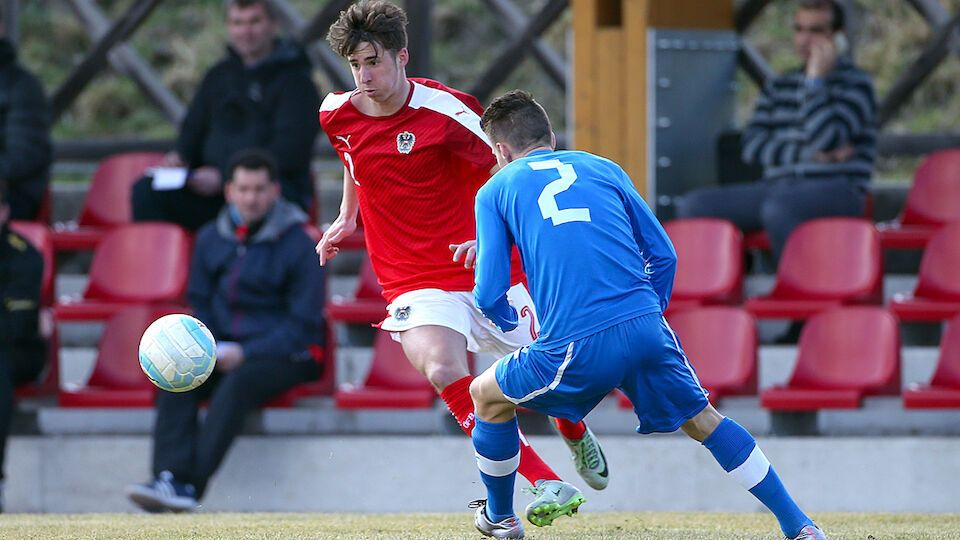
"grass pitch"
2,512,959,539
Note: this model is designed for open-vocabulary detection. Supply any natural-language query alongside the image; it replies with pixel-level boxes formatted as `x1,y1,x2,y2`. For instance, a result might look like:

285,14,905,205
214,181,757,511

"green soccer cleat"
523,480,585,527
554,423,609,490
469,499,525,539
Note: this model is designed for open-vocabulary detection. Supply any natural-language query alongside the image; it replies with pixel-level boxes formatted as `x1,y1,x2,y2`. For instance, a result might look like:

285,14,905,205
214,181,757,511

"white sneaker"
470,499,524,538
523,479,585,527
554,423,609,490
791,525,828,540
126,470,197,513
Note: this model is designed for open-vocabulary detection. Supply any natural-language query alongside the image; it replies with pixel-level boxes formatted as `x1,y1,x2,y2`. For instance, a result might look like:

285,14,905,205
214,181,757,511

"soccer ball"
138,314,217,392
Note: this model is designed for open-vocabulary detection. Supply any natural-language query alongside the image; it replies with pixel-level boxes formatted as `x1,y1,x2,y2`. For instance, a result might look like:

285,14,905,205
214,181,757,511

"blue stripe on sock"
473,417,520,522
703,417,812,537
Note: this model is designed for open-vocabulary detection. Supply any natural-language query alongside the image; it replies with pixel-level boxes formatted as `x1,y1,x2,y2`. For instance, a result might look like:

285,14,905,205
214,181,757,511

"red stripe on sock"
518,431,561,484
554,418,587,440
440,375,476,435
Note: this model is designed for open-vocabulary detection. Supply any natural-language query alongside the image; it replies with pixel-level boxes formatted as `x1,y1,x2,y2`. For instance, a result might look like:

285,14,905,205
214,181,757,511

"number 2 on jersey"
530,159,591,226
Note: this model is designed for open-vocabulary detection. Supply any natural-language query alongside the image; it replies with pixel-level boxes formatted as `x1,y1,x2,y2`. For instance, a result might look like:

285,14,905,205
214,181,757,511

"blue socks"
472,416,520,522
702,418,812,538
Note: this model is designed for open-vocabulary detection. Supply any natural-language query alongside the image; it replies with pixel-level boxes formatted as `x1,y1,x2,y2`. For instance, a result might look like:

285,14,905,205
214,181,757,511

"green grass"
1,512,958,540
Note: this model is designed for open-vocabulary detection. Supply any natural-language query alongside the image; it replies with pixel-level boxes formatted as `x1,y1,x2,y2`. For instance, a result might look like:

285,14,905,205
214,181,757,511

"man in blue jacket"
467,90,826,540
127,148,324,512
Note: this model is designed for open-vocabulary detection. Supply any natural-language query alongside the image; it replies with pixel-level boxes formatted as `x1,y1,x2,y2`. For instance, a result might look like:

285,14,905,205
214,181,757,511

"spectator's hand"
815,143,855,163
215,342,244,372
806,35,837,79
187,166,222,197
449,240,477,269
316,214,358,265
161,151,184,167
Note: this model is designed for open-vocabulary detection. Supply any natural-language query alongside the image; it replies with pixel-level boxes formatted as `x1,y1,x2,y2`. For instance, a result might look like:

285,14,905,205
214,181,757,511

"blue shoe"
126,470,197,513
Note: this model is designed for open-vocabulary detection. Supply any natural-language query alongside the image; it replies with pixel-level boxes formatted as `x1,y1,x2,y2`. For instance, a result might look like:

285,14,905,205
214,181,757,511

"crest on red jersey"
396,131,416,154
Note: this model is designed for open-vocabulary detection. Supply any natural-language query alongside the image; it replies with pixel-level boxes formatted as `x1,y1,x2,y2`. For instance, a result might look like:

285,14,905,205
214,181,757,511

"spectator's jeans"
674,176,866,263
151,354,319,498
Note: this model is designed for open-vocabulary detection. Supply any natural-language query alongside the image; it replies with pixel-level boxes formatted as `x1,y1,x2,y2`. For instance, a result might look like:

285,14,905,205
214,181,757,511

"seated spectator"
132,0,319,231
0,13,52,221
0,179,46,512
126,148,325,512
675,0,876,263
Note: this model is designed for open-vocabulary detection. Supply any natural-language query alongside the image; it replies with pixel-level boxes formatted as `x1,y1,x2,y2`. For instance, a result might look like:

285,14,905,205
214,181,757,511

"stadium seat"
742,194,873,252
54,223,192,321
877,149,960,249
761,307,900,410
335,331,436,408
663,218,742,313
50,151,164,251
619,307,757,409
9,220,54,305
57,305,180,407
326,254,387,323
888,221,960,321
903,314,960,408
744,218,882,319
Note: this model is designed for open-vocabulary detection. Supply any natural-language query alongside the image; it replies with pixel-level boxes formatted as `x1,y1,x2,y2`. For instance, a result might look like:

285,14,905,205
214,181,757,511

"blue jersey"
474,149,677,350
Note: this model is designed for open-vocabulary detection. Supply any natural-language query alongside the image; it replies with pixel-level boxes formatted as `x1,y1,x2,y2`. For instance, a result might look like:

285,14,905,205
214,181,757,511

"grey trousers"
674,176,867,263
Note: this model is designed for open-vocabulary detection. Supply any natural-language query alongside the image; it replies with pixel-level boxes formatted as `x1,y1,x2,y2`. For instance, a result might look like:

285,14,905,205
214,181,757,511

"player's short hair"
327,0,408,58
481,90,553,153
797,0,844,32
224,0,277,21
227,148,278,183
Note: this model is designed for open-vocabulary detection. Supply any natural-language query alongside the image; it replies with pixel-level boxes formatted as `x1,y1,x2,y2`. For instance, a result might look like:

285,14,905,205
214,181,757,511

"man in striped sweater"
676,0,876,262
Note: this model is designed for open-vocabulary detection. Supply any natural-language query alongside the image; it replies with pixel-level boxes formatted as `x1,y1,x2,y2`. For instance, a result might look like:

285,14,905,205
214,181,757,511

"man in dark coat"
127,148,325,512
0,179,46,511
0,14,52,221
132,0,320,231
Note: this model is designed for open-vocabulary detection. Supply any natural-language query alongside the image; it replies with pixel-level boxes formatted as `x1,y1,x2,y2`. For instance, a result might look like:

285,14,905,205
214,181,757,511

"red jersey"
319,78,525,302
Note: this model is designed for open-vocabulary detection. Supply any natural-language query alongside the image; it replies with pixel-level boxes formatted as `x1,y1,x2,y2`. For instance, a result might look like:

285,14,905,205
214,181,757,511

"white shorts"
379,283,540,358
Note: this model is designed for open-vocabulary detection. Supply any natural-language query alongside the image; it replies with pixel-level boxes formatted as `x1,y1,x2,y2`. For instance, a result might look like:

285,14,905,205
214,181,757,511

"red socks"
440,376,560,484
554,417,587,440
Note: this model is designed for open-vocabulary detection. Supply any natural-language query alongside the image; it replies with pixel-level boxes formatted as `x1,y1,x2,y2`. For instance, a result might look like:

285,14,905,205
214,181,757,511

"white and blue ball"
138,314,217,392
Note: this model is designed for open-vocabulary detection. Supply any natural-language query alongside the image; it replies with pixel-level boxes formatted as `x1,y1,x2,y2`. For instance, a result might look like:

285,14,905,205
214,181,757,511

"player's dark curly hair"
327,0,408,58
481,90,553,153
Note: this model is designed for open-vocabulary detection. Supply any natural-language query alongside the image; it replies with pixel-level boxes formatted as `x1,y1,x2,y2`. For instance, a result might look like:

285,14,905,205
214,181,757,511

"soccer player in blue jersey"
466,90,827,540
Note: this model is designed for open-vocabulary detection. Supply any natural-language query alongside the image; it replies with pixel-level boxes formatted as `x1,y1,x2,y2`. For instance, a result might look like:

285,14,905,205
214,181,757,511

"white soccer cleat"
554,423,609,490
523,479,585,527
791,525,828,540
470,499,524,538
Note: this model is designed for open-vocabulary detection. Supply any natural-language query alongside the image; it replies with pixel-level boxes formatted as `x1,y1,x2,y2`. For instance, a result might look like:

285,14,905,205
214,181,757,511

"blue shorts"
495,312,710,434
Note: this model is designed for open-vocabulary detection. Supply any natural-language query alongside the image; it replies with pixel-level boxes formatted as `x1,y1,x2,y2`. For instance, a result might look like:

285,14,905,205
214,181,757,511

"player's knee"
423,361,464,392
468,375,491,408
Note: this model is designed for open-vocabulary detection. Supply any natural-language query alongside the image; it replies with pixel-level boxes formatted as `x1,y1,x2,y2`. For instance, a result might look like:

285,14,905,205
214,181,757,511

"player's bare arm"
316,166,359,265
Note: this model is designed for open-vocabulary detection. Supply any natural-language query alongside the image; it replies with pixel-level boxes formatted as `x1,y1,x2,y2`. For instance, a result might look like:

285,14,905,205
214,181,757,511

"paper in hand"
149,167,189,191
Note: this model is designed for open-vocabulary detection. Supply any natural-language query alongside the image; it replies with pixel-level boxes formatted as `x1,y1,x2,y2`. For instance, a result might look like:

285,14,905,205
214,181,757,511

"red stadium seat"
888,221,960,321
903,314,960,408
664,218,743,313
326,254,387,324
619,307,757,409
9,220,54,305
57,305,182,407
761,307,900,410
54,223,192,321
335,331,436,408
745,218,882,319
51,151,164,251
877,149,960,249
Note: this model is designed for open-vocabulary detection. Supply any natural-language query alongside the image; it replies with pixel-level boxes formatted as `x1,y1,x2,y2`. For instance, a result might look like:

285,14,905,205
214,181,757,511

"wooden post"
571,0,733,197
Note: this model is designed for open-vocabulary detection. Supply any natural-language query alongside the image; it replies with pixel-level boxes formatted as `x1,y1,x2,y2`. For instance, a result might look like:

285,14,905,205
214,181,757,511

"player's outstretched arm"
316,166,359,265
473,194,518,332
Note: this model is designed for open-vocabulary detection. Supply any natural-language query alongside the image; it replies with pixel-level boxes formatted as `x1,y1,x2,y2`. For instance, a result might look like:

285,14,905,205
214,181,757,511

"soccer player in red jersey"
315,0,606,527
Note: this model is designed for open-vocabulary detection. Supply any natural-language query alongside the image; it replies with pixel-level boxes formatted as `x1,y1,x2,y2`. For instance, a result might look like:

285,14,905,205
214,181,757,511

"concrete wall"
6,434,960,514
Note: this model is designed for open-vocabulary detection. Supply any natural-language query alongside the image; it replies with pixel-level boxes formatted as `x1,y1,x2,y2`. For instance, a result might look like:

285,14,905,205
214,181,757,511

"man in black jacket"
0,179,46,511
127,149,325,512
0,14,52,221
132,0,320,231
